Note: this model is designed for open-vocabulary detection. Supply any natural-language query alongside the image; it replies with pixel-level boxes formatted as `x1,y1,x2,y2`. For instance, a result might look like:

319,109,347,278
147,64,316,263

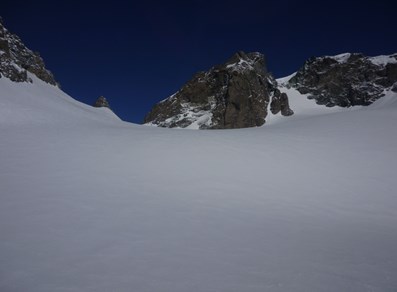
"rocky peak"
0,18,58,86
223,51,266,74
144,51,293,129
93,96,111,108
289,53,397,107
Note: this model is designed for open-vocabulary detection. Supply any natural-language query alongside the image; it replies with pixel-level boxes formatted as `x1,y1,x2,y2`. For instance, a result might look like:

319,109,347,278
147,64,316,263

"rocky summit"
288,53,397,107
93,96,111,108
144,51,293,129
0,18,58,86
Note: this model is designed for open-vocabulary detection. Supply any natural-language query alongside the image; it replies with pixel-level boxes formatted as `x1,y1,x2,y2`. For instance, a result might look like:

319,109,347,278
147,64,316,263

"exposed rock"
144,51,293,129
270,89,294,116
93,96,110,108
392,82,397,93
289,53,397,107
0,19,58,86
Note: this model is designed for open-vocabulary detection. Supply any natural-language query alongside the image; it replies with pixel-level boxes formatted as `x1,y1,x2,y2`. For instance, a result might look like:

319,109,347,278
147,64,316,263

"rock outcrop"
289,53,397,107
144,51,293,129
93,96,111,108
0,18,58,86
392,82,397,93
270,91,294,116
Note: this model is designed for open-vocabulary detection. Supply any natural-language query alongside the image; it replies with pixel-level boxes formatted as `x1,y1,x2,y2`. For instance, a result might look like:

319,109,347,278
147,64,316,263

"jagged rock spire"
94,96,110,108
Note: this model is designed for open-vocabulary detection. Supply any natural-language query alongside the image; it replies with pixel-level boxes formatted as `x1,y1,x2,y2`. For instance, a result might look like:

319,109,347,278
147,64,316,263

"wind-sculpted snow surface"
1,74,397,292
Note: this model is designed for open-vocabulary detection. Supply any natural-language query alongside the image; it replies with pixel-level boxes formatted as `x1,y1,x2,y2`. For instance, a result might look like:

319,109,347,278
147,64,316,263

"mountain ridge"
144,51,397,129
1,18,396,130
288,52,397,107
0,18,58,86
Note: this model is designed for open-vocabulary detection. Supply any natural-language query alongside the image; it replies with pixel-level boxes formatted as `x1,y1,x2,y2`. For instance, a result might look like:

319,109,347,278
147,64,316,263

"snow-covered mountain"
145,52,397,129
289,52,397,107
1,21,397,292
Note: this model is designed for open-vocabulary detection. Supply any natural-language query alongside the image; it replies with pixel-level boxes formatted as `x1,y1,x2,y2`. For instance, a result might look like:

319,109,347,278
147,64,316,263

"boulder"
94,96,110,108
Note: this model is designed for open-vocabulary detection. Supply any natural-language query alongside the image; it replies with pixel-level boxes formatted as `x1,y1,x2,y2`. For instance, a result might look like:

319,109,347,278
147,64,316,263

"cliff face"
289,53,397,107
0,18,58,86
144,51,293,129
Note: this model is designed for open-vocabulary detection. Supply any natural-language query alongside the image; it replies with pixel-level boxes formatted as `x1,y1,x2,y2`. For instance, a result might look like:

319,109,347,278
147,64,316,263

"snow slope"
0,74,120,126
1,76,397,292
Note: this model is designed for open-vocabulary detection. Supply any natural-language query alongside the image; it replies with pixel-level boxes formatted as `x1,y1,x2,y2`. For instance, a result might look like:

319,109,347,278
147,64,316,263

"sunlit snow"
1,74,397,292
368,54,397,66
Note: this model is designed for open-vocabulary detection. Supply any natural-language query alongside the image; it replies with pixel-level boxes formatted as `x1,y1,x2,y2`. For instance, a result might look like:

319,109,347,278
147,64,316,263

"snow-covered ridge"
322,52,397,66
326,52,351,63
0,72,120,126
276,72,297,86
368,54,397,66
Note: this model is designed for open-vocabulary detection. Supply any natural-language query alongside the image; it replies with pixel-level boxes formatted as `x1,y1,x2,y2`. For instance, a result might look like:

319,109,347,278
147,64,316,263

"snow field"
1,75,397,291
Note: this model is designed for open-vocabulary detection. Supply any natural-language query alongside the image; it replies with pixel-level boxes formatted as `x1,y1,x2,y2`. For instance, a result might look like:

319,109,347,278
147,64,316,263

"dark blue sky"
3,0,396,123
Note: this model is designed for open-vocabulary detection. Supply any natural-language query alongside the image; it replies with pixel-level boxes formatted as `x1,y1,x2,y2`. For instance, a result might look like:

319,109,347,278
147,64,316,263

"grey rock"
94,96,110,108
392,82,397,93
270,89,294,116
289,53,397,107
144,51,293,129
0,19,58,86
